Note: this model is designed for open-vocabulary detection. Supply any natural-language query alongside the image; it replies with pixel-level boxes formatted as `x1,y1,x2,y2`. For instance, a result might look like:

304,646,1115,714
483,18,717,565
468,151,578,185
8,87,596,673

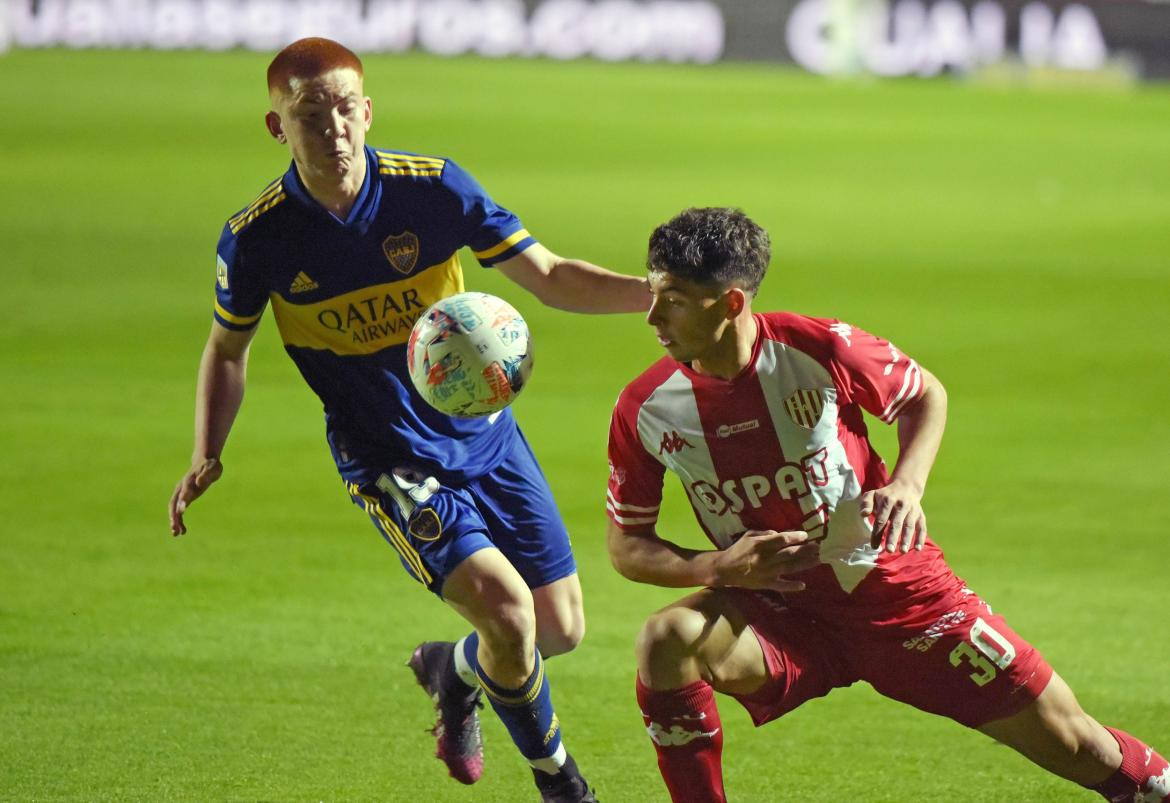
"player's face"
646,270,733,363
270,68,372,183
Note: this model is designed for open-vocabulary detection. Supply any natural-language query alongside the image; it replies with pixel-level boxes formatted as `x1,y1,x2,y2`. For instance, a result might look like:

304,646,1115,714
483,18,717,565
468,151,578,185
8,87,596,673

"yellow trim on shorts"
349,483,432,585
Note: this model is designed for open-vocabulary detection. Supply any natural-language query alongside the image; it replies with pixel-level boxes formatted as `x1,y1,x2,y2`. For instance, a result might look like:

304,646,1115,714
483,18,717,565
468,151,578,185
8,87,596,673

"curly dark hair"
647,207,770,295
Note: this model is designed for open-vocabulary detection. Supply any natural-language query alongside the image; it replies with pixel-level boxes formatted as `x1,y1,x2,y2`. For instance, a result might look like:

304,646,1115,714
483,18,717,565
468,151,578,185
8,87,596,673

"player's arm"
168,321,258,536
606,519,820,592
861,366,948,552
495,242,649,314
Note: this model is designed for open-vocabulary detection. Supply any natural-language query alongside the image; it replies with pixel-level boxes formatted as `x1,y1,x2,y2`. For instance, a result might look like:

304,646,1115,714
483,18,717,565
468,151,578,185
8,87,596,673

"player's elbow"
606,530,644,582
607,543,635,579
921,368,948,410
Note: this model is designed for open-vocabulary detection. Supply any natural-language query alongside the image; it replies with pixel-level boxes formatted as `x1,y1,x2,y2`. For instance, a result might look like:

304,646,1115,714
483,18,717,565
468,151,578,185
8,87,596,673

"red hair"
267,37,363,94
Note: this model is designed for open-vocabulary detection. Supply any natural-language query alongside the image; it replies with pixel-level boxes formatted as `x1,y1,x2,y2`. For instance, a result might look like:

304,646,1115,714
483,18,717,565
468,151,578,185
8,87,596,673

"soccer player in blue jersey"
167,37,646,802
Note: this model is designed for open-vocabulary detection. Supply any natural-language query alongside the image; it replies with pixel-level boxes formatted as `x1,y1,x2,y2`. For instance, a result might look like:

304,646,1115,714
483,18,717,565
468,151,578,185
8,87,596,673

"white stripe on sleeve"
880,360,922,423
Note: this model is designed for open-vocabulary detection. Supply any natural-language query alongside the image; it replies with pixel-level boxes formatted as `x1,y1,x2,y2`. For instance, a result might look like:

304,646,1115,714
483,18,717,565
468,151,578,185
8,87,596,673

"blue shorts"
344,437,576,596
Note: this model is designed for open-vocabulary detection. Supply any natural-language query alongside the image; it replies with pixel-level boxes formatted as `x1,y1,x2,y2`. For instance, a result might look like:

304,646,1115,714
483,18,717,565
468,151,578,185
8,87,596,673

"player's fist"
716,529,820,592
168,457,223,536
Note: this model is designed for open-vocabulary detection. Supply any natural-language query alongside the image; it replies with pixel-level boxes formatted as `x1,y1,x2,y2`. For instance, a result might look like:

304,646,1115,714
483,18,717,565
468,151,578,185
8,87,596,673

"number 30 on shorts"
948,617,1017,687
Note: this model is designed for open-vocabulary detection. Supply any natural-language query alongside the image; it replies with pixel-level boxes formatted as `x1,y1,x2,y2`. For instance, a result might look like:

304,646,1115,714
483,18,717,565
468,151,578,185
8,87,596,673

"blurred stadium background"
2,1,1168,800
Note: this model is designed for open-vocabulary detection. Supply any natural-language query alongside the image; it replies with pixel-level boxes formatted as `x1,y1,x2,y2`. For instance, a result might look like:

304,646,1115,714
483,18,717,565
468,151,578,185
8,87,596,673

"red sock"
1090,727,1170,802
636,675,726,803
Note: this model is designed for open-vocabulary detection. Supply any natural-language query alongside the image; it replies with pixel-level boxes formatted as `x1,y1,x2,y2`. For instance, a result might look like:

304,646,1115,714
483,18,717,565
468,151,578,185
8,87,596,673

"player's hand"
715,529,821,592
169,457,223,536
860,478,926,553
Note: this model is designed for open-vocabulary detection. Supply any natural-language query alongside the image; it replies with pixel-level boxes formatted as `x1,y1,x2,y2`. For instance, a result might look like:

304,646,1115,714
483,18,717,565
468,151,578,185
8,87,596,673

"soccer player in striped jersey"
167,37,646,803
606,207,1168,802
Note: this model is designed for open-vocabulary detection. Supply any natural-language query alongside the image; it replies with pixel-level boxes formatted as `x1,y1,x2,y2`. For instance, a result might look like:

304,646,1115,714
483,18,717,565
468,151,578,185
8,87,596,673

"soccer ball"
406,292,534,418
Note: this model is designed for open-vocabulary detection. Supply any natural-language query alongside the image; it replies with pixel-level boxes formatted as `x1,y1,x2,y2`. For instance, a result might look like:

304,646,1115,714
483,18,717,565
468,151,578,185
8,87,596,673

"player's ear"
265,111,286,143
363,97,373,130
723,287,747,319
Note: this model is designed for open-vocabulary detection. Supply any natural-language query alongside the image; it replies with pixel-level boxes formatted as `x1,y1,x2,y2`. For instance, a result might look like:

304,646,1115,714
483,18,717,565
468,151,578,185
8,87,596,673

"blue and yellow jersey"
212,146,538,484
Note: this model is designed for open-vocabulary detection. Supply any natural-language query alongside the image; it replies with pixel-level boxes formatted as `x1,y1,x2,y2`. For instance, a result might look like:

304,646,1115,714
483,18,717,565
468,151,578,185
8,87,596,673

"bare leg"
442,547,537,685
531,573,585,658
634,589,771,803
977,671,1121,785
636,588,769,694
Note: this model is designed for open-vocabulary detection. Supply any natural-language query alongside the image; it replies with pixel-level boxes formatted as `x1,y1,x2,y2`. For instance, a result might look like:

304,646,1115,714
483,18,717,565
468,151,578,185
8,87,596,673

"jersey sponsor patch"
269,256,462,355
383,231,420,274
715,419,759,438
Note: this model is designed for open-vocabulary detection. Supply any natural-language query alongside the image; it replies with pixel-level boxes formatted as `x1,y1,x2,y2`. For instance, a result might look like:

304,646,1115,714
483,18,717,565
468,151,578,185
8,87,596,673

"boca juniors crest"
383,231,420,274
783,388,825,429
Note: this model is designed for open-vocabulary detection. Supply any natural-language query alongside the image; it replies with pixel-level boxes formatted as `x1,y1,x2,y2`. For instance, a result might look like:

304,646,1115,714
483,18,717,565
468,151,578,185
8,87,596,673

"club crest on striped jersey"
383,231,419,274
783,388,825,429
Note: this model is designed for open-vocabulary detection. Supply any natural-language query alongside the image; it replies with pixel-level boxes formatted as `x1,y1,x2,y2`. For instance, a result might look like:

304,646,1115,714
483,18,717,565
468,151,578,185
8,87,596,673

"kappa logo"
289,271,319,293
829,322,853,346
646,720,720,747
1140,766,1170,802
383,231,420,274
658,430,694,455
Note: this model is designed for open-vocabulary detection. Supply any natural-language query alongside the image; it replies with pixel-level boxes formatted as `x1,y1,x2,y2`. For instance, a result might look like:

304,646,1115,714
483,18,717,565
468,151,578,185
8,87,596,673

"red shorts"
724,585,1053,729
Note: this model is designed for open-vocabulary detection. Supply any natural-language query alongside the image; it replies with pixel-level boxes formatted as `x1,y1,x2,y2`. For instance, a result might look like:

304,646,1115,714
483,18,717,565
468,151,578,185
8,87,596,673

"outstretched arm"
861,366,948,552
607,520,821,593
495,242,649,314
168,321,257,536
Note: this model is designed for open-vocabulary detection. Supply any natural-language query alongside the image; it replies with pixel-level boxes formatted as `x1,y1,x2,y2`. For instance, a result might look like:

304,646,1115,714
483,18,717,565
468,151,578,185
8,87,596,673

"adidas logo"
289,271,319,293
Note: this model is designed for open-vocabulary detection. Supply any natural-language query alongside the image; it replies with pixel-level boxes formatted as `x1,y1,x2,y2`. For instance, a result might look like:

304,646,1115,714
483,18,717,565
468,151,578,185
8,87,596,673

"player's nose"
646,298,664,326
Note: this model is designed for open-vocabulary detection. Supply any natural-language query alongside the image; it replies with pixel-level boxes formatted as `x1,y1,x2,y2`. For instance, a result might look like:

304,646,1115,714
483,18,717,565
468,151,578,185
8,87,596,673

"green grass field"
2,48,1169,801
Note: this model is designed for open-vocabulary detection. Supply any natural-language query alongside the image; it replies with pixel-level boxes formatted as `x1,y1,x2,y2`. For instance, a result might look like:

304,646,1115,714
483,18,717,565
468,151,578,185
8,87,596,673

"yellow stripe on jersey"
375,151,445,167
377,152,445,177
379,166,443,177
228,179,282,229
349,483,432,584
229,190,287,234
214,299,264,326
473,229,532,261
269,255,464,355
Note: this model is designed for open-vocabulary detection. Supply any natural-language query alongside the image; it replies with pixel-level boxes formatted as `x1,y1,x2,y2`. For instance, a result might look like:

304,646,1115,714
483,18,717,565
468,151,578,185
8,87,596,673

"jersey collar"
281,146,382,229
676,313,766,386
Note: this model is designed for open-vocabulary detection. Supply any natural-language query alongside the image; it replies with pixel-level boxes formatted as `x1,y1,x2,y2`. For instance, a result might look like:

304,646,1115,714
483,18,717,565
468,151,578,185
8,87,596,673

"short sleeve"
820,320,924,424
441,159,538,266
606,397,667,530
212,225,268,331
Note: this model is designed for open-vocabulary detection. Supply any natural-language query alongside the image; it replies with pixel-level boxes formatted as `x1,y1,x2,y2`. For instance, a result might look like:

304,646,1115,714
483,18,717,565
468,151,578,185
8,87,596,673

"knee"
538,609,585,658
635,606,705,676
477,597,536,658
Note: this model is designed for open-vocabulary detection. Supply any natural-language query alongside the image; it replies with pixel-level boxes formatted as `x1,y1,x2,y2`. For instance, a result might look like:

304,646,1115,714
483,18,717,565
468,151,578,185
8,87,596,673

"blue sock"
460,631,563,764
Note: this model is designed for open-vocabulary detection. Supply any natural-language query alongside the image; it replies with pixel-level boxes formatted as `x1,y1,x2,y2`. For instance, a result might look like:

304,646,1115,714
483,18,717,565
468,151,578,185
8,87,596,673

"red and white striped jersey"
607,312,955,614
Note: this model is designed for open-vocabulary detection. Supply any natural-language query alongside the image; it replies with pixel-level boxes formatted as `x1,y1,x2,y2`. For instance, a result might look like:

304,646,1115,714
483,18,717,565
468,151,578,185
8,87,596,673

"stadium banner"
3,0,1169,80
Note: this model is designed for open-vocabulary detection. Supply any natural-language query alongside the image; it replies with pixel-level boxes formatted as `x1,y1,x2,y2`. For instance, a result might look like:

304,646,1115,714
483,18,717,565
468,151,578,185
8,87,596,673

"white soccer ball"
407,292,534,418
